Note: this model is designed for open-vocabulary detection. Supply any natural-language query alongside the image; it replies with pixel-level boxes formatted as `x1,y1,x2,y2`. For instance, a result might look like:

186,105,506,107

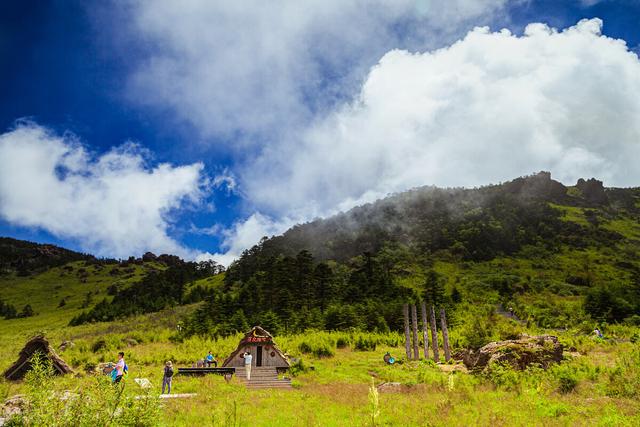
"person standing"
113,352,126,384
162,361,174,394
243,351,253,381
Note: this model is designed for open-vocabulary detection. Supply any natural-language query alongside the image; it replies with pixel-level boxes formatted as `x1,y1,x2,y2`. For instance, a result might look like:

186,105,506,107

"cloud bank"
243,19,640,219
0,123,205,258
126,0,509,141
203,18,640,262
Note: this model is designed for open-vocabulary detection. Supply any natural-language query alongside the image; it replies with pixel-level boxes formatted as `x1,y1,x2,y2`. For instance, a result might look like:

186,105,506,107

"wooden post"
440,307,451,362
429,305,440,362
403,304,411,359
421,301,429,359
411,304,419,360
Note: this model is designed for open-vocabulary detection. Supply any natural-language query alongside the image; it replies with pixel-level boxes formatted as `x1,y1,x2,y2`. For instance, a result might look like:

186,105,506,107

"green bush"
289,358,311,376
297,336,335,358
354,335,377,352
336,336,350,349
91,339,107,353
484,363,522,392
557,372,579,394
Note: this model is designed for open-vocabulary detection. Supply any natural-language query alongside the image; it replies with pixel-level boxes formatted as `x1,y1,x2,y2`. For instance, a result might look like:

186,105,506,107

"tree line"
69,260,222,325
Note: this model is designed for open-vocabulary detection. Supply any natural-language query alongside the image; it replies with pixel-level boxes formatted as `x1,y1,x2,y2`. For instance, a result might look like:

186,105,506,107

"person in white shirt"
243,351,253,380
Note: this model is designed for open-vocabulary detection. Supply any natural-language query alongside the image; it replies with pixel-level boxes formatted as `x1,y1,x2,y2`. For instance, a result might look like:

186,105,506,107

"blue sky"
1,0,639,263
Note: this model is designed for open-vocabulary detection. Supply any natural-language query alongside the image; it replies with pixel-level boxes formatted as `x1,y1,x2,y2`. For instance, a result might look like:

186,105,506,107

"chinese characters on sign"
244,336,271,343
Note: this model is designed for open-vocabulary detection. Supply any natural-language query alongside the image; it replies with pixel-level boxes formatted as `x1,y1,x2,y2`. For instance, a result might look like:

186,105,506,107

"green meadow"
0,299,639,426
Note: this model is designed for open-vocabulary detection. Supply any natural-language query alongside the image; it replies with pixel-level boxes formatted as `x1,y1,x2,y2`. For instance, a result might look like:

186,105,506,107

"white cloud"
125,0,509,141
212,168,238,195
242,19,640,218
195,213,296,266
0,123,206,259
114,5,640,265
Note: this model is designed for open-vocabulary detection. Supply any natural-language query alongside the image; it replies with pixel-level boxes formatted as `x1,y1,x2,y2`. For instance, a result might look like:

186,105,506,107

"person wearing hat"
162,361,174,394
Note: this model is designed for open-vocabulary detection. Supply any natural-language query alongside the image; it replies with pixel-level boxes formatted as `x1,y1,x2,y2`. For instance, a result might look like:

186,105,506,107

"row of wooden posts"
402,302,451,362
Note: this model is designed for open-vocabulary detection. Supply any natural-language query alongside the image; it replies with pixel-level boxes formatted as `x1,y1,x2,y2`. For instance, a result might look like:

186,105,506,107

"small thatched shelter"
222,326,289,369
4,335,73,380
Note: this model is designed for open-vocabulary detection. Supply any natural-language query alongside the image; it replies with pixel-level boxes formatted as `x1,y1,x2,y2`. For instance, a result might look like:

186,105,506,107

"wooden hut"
4,335,73,380
222,326,289,369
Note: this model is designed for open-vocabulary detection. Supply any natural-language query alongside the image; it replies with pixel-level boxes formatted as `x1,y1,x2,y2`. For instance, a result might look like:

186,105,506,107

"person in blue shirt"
206,351,217,367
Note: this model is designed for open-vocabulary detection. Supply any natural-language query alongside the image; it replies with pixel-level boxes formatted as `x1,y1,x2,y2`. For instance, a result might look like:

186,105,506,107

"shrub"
354,335,377,352
312,343,335,358
290,359,311,376
91,339,107,353
461,316,495,350
297,336,335,358
336,336,350,349
485,363,522,392
557,372,579,394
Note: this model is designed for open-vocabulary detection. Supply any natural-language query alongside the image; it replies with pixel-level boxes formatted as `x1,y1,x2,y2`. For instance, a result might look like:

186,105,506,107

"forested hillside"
0,237,93,276
186,172,640,343
2,172,639,350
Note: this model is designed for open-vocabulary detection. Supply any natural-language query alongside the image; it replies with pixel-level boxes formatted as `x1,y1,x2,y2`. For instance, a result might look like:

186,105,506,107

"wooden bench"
177,367,235,376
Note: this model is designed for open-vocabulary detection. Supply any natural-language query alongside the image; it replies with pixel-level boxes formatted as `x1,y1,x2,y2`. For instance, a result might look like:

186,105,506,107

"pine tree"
422,269,445,306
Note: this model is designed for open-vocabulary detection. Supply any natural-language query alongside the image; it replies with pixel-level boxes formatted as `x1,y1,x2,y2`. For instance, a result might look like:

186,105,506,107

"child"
162,361,174,394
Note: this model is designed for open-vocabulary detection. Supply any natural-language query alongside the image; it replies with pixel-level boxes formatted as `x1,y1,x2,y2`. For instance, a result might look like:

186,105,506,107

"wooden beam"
411,304,419,360
403,304,411,359
429,305,440,363
440,307,451,362
421,301,429,359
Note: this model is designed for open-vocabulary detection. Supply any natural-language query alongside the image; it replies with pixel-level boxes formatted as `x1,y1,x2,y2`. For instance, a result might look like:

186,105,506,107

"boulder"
1,395,26,420
461,335,563,372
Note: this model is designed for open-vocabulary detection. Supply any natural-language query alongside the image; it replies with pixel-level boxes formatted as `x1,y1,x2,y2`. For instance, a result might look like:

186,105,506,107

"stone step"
235,375,279,379
236,366,276,372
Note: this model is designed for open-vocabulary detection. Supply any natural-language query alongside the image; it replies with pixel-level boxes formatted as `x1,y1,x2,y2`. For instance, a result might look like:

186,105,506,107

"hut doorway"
256,346,263,366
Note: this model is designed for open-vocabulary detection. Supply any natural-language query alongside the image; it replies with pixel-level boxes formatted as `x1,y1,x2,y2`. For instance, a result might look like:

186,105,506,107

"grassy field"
1,305,639,426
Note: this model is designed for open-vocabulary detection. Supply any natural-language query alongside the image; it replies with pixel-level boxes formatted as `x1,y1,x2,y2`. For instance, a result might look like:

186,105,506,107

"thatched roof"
222,326,289,368
4,335,73,380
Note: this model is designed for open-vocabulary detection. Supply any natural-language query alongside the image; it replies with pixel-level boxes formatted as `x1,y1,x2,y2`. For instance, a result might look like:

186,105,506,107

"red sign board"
243,336,271,343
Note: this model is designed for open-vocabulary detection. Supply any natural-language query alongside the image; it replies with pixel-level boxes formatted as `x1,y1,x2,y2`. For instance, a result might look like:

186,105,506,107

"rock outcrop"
576,178,608,204
460,335,563,371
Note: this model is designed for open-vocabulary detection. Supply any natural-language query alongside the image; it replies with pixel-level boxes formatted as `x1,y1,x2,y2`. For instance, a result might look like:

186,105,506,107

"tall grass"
5,353,161,427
